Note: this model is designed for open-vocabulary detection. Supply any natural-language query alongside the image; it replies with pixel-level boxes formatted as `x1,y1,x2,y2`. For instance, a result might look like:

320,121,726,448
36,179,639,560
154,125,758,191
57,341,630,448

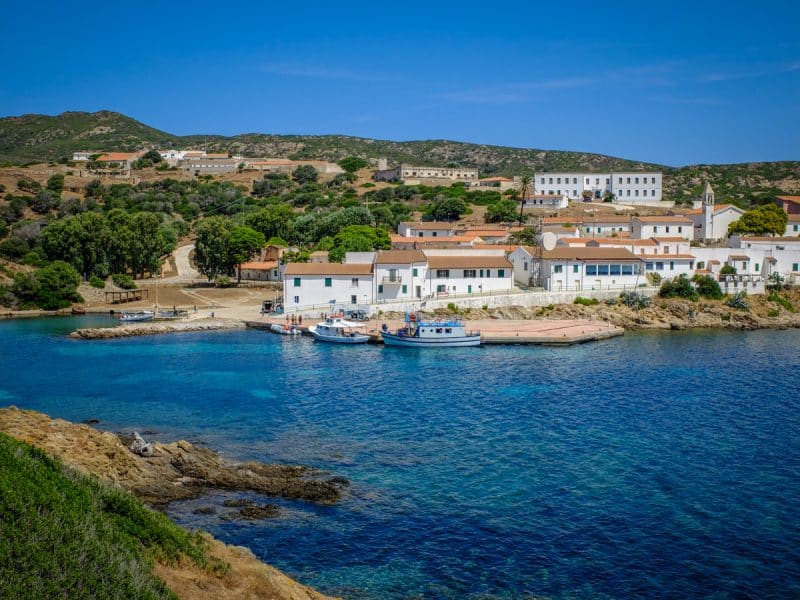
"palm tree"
517,174,532,226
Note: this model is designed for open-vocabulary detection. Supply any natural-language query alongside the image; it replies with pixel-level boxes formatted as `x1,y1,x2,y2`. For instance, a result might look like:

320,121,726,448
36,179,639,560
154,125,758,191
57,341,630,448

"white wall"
375,262,428,300
543,260,645,292
425,267,512,298
284,274,374,310
631,221,694,240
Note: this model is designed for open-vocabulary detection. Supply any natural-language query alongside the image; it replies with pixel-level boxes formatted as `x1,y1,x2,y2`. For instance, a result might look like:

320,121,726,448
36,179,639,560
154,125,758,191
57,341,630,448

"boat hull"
380,332,481,347
308,325,370,344
270,323,301,335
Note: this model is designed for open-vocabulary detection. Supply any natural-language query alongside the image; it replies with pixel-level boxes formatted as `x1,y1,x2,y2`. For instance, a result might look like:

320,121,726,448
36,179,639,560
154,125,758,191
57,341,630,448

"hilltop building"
534,172,663,205
374,164,479,184
682,182,745,241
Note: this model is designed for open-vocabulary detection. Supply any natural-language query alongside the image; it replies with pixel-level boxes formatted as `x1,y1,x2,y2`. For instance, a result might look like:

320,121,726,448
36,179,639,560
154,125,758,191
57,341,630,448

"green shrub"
89,275,105,289
767,309,780,317
725,291,749,311
620,291,652,309
214,275,232,288
691,274,723,300
21,251,47,267
111,273,136,290
360,182,375,188
646,272,662,285
0,237,30,260
720,264,737,275
0,432,213,599
659,274,699,301
574,296,599,306
768,291,796,312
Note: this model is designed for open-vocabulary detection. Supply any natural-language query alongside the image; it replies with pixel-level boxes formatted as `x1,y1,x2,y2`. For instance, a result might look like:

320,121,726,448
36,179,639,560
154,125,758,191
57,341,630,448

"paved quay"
247,317,623,345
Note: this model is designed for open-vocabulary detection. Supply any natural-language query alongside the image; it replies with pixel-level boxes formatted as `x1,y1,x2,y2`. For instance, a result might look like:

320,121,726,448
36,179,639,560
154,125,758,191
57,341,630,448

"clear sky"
1,1,798,166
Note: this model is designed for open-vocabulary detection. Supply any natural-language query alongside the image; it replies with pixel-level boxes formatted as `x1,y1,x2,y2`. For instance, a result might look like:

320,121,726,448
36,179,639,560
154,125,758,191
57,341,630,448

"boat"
307,317,370,344
270,323,301,336
380,313,481,347
119,310,154,323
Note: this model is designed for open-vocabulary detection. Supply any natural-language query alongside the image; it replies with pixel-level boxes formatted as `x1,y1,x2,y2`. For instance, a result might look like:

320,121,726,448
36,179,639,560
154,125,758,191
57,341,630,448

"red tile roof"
284,263,373,275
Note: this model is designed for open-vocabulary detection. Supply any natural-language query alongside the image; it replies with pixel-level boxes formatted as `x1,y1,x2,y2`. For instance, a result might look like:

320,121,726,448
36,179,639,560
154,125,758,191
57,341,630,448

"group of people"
286,314,303,325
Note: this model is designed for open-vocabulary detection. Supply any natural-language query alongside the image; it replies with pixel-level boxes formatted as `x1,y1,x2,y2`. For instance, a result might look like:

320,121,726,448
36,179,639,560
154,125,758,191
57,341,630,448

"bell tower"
702,181,715,240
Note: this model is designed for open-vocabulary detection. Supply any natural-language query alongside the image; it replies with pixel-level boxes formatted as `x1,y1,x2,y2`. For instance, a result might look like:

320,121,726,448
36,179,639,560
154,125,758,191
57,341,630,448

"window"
418,232,423,237
610,264,621,275
670,261,675,271
793,263,798,271
635,190,639,196
585,178,590,184
436,269,450,278
618,177,622,184
646,262,654,271
622,264,633,275
794,224,799,232
573,177,577,184
698,261,705,269
485,270,492,277
293,277,301,287
651,177,656,184
586,265,597,275
523,261,529,271
541,178,545,184
666,226,670,233
464,269,476,278
664,246,670,254
656,262,664,271
678,226,683,233
324,277,332,287
378,284,383,293
755,264,759,272
412,267,418,276
573,264,579,273
498,269,505,277
402,284,408,293
635,177,639,184
653,226,659,233
652,189,656,196
627,177,631,184
554,265,563,273
626,190,630,196
598,265,609,275
351,278,359,287
557,177,561,184
643,190,647,197
293,296,299,303
549,177,553,184
432,232,437,237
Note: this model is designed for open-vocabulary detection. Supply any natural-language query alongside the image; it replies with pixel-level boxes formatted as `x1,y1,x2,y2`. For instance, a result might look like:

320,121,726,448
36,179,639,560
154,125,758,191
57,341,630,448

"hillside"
1,110,799,204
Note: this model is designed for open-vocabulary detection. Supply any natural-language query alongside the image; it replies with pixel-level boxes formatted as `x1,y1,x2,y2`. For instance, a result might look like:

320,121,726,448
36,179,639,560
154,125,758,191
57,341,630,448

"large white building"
375,165,479,184
534,172,663,205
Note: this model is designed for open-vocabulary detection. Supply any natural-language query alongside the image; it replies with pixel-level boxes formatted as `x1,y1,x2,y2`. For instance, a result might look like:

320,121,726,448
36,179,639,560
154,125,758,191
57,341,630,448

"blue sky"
1,1,798,166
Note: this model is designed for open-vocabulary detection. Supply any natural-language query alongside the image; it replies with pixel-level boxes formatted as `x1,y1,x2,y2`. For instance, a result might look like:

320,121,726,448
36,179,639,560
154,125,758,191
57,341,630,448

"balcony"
381,275,403,285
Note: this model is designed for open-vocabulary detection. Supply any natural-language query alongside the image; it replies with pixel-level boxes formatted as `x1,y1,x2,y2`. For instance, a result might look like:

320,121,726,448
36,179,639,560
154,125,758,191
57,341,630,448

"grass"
768,291,797,313
573,296,599,306
0,433,221,599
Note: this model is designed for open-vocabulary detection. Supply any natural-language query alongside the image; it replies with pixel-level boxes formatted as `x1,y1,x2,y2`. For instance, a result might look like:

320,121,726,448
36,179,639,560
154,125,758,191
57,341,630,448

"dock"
245,318,623,346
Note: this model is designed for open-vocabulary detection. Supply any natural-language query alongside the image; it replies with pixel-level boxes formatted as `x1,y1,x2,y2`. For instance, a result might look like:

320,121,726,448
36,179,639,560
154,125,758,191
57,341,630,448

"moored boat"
119,310,154,323
380,313,481,347
270,323,301,336
308,317,370,344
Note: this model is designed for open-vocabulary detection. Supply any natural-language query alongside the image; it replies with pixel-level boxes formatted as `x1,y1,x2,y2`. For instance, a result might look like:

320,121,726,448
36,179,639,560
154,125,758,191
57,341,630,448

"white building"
520,194,568,209
375,250,428,301
510,246,645,291
397,222,457,238
785,214,800,237
534,172,663,205
630,216,694,241
425,254,513,297
72,151,97,162
239,261,282,282
284,262,374,310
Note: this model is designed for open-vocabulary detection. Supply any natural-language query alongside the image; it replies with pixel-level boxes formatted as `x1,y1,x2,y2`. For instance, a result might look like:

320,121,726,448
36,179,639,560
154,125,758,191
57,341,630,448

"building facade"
534,172,663,205
375,165,479,184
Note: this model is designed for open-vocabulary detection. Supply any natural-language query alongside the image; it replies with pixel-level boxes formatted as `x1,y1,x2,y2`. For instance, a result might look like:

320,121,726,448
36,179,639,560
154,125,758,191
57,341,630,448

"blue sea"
1,316,799,599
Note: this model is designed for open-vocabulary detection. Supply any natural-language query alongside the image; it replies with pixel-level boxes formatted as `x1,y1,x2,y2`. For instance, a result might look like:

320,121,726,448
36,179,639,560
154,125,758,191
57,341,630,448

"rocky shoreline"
69,318,245,339
0,406,343,599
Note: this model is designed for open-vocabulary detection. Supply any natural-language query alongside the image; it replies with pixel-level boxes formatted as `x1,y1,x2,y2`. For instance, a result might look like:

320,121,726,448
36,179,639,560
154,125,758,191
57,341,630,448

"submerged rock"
223,498,254,508
239,504,280,519
193,506,216,515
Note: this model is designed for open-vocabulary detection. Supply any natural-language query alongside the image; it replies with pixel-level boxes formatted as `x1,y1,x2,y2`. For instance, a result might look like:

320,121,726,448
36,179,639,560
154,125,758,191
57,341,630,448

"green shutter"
498,269,505,277
324,277,332,287
412,268,418,276
378,284,383,293
402,284,407,293
293,277,301,287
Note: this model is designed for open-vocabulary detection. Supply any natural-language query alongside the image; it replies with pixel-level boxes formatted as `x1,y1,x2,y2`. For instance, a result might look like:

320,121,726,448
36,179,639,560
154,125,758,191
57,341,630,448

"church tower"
702,181,715,240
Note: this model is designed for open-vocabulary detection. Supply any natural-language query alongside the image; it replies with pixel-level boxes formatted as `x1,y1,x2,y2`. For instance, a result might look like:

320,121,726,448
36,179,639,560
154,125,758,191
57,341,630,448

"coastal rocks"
69,319,245,340
222,499,281,519
129,432,154,457
0,406,345,509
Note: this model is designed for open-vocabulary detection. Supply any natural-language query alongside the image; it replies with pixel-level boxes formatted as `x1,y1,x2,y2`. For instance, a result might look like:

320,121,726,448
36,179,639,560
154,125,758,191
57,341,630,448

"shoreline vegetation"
0,406,340,600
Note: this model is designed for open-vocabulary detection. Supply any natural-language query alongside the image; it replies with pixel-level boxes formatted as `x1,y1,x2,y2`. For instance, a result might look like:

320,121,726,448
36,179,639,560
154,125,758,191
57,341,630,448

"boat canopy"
321,318,364,328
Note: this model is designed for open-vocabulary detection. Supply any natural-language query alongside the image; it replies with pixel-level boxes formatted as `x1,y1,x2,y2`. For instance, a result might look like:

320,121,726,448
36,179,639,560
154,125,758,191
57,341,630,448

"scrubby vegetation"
573,296,599,306
0,433,217,599
658,274,723,302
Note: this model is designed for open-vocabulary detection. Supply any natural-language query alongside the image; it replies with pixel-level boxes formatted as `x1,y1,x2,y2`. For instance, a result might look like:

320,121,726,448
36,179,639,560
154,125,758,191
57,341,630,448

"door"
415,286,421,298
467,285,472,294
350,295,357,305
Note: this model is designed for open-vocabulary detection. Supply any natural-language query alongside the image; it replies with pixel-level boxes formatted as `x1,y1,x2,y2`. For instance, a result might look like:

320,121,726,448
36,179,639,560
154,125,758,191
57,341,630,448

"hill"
1,110,798,204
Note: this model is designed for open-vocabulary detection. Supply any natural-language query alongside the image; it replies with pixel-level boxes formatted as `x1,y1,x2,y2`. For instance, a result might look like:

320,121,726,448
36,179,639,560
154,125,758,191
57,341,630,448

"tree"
517,174,532,226
30,190,58,214
485,199,518,223
141,150,162,163
228,226,265,282
129,213,163,277
719,264,737,275
252,173,292,197
244,204,295,241
338,157,368,173
509,226,541,246
12,261,82,310
46,174,64,195
328,225,391,262
194,217,232,281
424,196,468,221
728,204,788,236
40,212,111,278
292,165,319,185
659,274,699,301
84,179,105,198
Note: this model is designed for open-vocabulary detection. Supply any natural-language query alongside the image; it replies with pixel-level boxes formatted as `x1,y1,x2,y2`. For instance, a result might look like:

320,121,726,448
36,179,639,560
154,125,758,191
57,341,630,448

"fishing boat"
119,310,154,323
308,317,370,344
380,313,481,347
270,323,301,336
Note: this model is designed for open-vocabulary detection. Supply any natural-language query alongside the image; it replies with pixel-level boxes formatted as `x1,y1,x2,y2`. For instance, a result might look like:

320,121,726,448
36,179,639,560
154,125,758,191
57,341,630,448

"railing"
381,276,403,285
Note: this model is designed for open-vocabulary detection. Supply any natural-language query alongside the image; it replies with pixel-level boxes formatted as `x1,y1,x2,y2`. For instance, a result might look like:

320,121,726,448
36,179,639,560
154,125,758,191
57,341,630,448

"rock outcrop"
70,319,245,339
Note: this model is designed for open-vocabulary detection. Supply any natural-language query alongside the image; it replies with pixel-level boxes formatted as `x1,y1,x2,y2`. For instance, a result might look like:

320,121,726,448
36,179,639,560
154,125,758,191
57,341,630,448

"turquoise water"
1,316,799,598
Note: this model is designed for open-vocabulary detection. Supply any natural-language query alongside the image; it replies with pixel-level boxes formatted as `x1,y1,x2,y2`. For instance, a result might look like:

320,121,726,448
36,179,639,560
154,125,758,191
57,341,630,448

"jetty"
246,318,623,346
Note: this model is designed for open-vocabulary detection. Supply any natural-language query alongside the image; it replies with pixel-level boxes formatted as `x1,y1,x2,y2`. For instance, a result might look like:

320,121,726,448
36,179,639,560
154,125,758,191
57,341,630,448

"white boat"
119,310,154,323
380,313,481,347
308,317,370,344
270,323,301,336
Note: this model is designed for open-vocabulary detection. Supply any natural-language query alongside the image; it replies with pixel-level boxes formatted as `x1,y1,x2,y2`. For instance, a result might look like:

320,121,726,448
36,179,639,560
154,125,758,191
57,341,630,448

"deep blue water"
1,316,799,599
